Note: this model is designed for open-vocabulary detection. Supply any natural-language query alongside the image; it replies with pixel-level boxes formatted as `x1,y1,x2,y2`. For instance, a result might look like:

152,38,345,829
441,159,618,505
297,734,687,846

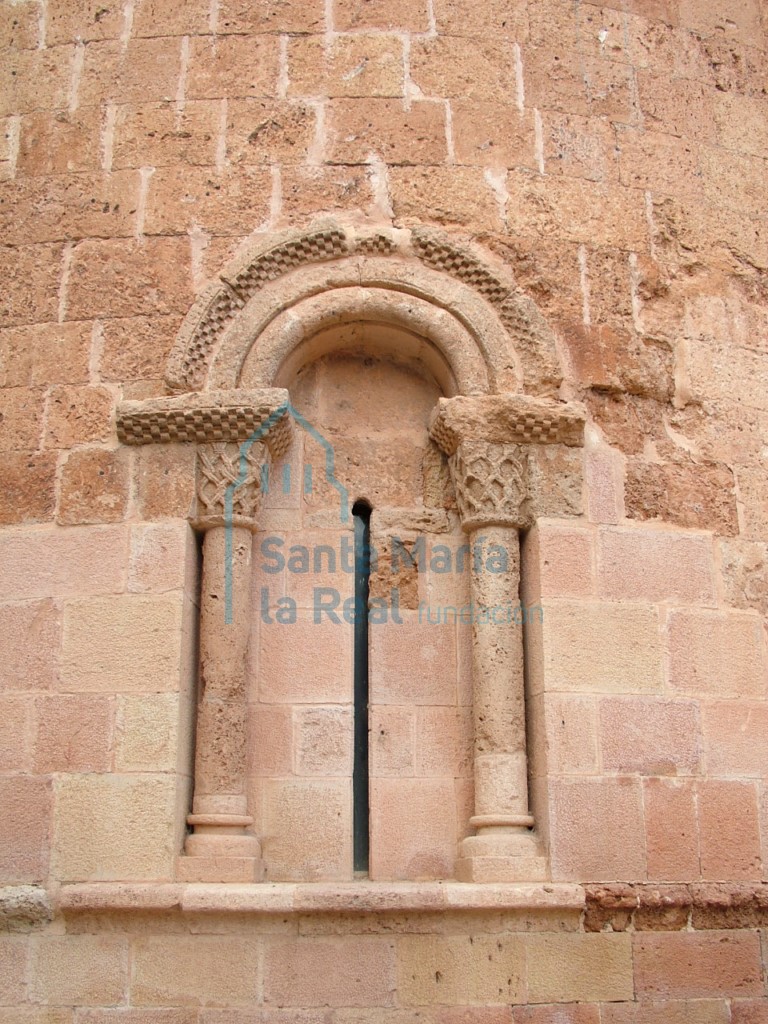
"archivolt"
165,220,564,399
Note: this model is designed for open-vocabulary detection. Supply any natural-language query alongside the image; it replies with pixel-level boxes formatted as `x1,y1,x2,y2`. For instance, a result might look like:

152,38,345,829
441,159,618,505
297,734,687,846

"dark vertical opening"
352,500,371,875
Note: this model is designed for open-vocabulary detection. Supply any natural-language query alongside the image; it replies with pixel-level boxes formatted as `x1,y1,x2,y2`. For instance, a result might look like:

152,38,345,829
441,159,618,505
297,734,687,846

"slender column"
430,396,585,882
468,524,530,832
181,440,269,881
448,438,540,878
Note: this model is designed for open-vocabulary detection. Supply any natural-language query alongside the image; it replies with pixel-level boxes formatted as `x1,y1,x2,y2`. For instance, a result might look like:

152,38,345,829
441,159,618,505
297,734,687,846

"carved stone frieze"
411,228,511,307
449,441,529,531
223,228,349,304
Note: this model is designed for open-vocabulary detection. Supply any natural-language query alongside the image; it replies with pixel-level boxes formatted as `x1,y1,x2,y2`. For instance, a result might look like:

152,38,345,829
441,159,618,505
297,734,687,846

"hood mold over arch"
164,220,565,399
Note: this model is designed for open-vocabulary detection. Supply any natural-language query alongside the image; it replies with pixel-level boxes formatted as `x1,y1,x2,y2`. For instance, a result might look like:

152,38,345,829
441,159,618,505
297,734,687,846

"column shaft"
468,526,532,833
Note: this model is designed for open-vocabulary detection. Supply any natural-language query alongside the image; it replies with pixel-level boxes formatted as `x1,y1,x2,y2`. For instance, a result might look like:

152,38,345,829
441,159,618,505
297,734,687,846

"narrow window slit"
352,499,371,875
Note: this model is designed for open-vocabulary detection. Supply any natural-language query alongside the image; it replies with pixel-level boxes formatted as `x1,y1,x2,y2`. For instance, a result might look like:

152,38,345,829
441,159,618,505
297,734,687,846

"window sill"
58,881,585,916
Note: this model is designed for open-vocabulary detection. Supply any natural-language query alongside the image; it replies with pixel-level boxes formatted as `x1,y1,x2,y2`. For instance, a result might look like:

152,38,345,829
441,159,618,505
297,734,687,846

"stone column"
430,395,585,882
116,389,292,883
181,440,270,881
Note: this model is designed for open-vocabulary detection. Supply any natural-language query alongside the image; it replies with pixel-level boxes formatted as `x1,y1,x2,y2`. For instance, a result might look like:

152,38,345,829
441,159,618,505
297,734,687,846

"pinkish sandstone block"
549,777,646,881
264,937,397,1008
644,777,700,882
369,777,457,881
598,526,716,603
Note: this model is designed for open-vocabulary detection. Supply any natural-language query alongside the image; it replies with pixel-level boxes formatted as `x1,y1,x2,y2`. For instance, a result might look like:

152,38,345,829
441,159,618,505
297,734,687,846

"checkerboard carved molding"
116,389,292,458
164,220,565,398
430,395,586,454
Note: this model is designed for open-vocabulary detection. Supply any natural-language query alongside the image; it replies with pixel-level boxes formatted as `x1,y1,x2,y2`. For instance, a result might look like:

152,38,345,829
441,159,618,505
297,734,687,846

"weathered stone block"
30,935,128,1006
112,102,221,169
0,451,58,524
60,594,185,693
390,166,503,231
327,99,446,166
0,525,128,602
134,443,196,520
66,238,193,320
261,778,352,881
549,777,647,880
633,931,763,998
15,109,102,176
0,776,51,883
144,166,272,237
79,39,182,106
397,934,525,1005
186,36,279,99
597,526,715,604
58,447,130,526
0,387,44,451
369,777,457,881
537,599,662,694
34,694,113,773
131,936,260,1007
294,705,353,776
227,99,317,166
526,933,633,1003
218,0,325,33
667,608,766,697
698,780,762,881
264,937,396,1007
0,243,62,328
53,774,177,881
288,36,405,98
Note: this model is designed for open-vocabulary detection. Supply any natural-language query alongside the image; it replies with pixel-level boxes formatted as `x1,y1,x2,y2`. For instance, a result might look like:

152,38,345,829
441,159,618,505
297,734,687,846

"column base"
456,832,548,882
179,815,263,882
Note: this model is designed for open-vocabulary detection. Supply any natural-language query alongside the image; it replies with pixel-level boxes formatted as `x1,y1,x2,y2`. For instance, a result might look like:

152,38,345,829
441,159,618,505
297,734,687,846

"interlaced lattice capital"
449,440,528,531
195,441,269,528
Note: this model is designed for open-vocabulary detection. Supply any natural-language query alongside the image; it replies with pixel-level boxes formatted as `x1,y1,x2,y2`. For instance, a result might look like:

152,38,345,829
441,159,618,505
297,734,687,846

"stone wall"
2,0,768,1018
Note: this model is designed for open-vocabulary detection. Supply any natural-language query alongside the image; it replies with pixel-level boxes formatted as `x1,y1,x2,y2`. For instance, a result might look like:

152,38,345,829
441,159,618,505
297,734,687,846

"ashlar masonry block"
369,777,457,881
396,934,526,1006
633,931,764,999
643,777,700,882
667,609,767,698
29,935,128,1007
53,774,178,881
131,936,260,1007
526,933,633,1003
60,594,186,693
534,599,663,694
264,937,397,1008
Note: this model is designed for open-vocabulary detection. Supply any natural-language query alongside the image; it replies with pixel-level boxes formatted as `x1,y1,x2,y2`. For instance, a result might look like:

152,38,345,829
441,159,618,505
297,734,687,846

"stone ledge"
58,881,585,916
585,882,768,931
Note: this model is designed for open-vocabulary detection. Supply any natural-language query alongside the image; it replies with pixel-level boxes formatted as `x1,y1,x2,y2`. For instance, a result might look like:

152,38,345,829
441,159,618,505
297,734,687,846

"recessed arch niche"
123,220,581,884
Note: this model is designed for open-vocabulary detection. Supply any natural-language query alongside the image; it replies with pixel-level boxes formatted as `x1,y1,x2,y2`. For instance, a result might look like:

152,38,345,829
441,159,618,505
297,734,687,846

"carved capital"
194,440,270,530
430,394,585,531
449,440,529,531
116,388,293,531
